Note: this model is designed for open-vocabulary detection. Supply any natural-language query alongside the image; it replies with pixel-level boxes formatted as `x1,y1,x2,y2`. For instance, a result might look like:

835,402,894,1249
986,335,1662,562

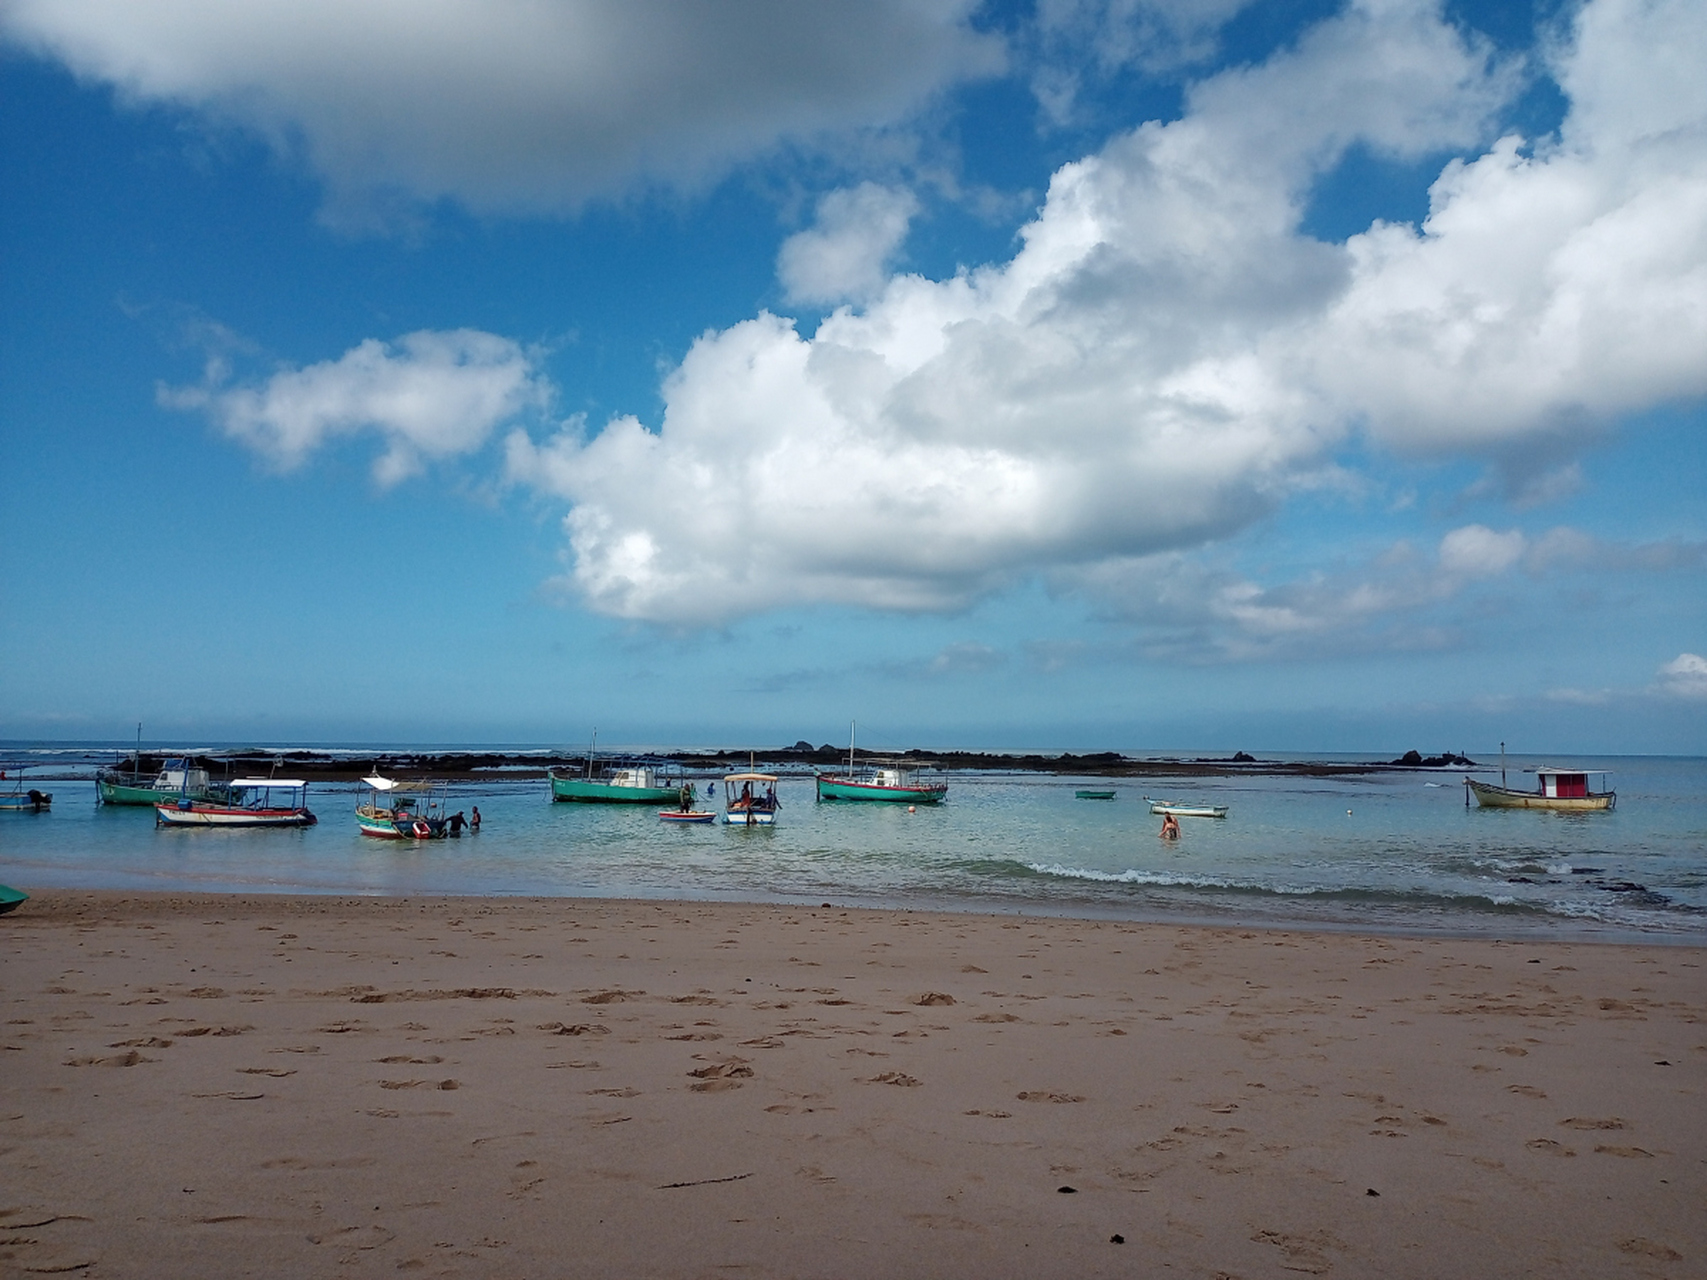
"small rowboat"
659,809,716,824
0,884,28,915
1146,798,1229,818
1075,789,1116,800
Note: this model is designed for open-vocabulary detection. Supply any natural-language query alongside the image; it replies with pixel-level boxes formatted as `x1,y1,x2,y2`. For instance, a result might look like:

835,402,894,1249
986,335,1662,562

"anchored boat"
1146,798,1229,818
357,776,452,838
1466,768,1615,811
155,778,316,828
0,764,51,812
815,722,947,804
550,730,685,803
98,757,220,806
724,771,780,826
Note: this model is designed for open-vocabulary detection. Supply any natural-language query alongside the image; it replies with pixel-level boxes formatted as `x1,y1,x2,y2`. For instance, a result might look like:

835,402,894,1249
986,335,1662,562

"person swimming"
1160,812,1181,840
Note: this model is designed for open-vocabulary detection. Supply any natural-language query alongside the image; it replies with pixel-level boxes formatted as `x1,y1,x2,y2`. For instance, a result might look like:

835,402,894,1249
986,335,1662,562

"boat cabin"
1535,769,1589,798
872,768,912,788
156,759,211,793
609,767,659,789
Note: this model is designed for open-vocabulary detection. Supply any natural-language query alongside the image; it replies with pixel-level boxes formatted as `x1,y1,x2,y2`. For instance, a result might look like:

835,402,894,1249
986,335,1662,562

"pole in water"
1500,740,1506,788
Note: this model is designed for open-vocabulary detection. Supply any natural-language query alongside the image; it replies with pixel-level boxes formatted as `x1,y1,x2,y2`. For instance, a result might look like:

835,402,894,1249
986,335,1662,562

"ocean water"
2,749,1703,942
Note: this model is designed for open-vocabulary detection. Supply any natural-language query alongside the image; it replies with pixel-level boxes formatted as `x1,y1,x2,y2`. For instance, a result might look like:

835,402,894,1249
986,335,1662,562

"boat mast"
134,722,142,783
586,728,597,780
848,720,856,774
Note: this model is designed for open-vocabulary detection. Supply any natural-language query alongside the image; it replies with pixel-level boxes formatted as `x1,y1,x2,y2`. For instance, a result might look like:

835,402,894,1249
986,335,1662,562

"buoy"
907,805,916,813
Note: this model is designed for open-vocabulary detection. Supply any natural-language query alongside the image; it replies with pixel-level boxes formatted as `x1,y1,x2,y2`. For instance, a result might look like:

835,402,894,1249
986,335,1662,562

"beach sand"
1,892,1700,1278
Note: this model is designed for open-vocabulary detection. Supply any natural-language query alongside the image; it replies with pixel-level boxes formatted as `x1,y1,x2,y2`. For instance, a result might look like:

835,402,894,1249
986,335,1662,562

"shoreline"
3,890,1701,1277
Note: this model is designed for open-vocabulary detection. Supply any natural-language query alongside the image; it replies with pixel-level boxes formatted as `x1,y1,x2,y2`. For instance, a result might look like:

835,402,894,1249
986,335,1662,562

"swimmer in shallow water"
1160,812,1181,840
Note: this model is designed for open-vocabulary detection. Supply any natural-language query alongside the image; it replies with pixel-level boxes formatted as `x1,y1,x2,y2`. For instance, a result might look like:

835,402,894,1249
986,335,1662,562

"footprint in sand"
1016,1091,1085,1103
539,1022,609,1037
1525,1138,1576,1156
64,1050,154,1067
1507,1084,1547,1099
866,1072,922,1087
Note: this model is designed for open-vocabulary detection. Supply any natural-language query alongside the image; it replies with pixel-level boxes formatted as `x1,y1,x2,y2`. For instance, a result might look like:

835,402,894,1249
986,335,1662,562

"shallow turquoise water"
2,752,1702,941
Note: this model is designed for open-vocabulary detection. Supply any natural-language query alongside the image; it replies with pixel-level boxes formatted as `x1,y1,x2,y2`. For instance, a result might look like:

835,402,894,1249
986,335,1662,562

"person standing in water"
1160,812,1180,840
470,806,481,831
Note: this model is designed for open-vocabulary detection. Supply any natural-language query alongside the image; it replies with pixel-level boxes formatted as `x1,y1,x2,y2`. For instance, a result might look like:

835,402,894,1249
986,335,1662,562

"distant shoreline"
73,745,1480,783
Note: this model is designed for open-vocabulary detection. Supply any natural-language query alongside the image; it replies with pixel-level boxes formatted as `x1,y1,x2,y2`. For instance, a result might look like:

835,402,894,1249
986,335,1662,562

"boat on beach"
724,771,780,826
155,778,317,828
0,764,51,812
0,884,27,914
357,776,452,839
1466,768,1615,811
1146,798,1229,818
1075,789,1117,800
815,723,947,804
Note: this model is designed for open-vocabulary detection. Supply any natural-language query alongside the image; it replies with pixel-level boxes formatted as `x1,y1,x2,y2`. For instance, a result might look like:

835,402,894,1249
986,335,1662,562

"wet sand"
2,891,1701,1278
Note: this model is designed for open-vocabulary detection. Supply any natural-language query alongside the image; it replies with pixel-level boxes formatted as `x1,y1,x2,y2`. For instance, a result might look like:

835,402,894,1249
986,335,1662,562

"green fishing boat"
97,758,220,806
549,729,687,804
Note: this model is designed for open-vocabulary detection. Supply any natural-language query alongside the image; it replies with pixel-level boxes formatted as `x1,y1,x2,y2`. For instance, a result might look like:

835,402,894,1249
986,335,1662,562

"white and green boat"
97,758,220,806
815,722,947,804
550,730,688,805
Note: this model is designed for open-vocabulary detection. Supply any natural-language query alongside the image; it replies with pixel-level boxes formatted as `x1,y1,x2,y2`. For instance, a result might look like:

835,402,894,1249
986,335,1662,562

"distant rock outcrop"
1391,750,1477,767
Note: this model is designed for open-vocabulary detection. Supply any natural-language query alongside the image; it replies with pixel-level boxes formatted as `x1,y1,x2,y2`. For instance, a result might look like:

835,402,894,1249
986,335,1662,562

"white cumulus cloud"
508,0,1706,626
1657,652,1707,699
0,0,1003,223
164,330,547,485
778,184,921,306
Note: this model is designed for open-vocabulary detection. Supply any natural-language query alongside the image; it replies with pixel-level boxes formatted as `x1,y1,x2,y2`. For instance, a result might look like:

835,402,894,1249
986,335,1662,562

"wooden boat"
724,771,780,826
357,776,451,838
0,884,27,914
155,778,316,828
1075,789,1117,800
1146,798,1229,818
550,731,684,803
816,722,947,804
0,764,51,812
97,757,219,806
659,809,717,824
1466,769,1614,811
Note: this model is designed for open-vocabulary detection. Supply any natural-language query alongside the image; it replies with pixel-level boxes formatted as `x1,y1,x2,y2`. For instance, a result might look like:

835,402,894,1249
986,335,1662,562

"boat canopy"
363,776,398,791
723,772,778,783
231,778,308,789
1526,767,1612,775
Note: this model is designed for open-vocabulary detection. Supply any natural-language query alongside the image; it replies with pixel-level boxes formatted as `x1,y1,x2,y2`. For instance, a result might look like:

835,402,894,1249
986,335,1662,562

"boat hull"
1148,803,1228,818
98,779,207,806
0,792,51,811
723,807,777,826
550,775,683,804
1466,779,1615,810
660,810,717,824
0,884,27,914
815,775,947,804
155,804,316,828
357,809,446,839
1075,790,1116,800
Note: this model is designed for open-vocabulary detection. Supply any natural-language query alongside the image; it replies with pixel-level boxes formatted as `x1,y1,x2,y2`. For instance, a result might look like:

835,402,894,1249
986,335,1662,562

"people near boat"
471,806,481,830
1160,813,1181,840
447,811,466,836
740,781,753,804
678,784,695,811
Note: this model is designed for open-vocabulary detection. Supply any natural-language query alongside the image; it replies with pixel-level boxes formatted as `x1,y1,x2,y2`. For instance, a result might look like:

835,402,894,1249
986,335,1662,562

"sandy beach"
1,892,1700,1278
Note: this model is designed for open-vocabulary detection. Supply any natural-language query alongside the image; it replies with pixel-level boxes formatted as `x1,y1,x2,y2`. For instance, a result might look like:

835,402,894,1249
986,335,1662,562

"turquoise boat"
815,722,946,804
0,884,27,915
97,758,219,806
1075,789,1117,800
550,765,686,805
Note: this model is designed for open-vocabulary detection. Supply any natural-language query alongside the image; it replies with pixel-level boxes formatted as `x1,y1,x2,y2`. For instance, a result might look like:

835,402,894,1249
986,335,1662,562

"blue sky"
2,0,1703,754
